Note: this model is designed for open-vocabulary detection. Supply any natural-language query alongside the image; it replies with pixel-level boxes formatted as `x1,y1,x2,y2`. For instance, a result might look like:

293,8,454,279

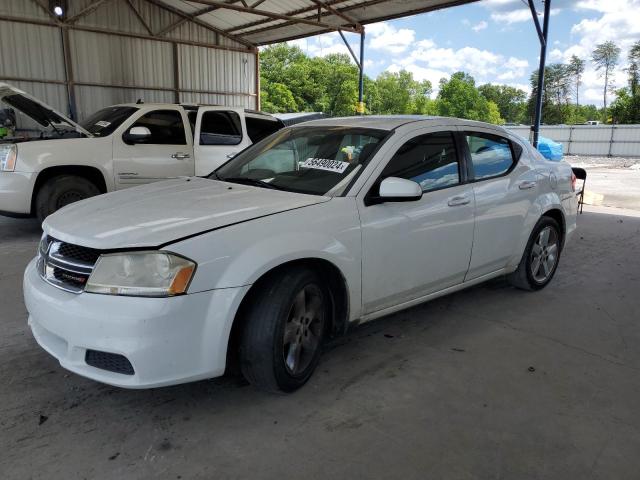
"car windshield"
213,126,388,196
80,106,138,137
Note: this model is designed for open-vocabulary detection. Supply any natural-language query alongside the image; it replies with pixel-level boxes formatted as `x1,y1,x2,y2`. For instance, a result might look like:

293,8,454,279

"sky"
286,0,640,106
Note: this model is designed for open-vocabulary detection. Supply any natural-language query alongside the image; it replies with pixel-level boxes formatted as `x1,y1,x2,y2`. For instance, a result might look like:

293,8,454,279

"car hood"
44,178,331,250
0,83,91,137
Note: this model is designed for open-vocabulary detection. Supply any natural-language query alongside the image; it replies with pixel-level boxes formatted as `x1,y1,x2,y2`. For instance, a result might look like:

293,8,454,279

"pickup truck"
0,83,284,221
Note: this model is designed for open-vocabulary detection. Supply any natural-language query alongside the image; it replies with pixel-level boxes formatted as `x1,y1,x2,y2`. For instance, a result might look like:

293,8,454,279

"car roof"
296,115,512,134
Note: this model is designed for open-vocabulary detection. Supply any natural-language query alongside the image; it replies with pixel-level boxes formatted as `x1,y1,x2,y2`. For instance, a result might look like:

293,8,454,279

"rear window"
465,132,516,180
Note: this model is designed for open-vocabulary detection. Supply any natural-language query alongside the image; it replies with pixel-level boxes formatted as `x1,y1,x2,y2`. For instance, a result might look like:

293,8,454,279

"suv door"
462,129,537,280
358,129,475,315
113,108,194,189
194,107,250,176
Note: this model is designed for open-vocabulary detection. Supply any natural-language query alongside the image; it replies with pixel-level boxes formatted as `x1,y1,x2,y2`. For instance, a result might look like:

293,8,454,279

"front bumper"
0,171,36,216
23,259,250,388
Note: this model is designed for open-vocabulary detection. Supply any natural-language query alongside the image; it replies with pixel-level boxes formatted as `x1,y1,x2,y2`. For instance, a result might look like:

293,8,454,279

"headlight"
0,144,17,172
85,251,196,297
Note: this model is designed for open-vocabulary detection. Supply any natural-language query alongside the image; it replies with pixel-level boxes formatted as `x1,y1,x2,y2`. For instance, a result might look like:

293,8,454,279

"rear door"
113,107,194,188
193,107,250,176
462,128,537,280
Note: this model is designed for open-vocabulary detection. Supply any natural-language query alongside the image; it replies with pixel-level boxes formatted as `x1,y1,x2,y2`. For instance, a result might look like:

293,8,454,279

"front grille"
85,350,135,375
58,242,101,264
38,237,99,293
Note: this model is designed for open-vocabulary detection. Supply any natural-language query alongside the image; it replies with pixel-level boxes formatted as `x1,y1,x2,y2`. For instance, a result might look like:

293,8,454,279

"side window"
132,110,186,145
466,133,515,180
246,116,283,143
381,132,460,192
199,111,242,145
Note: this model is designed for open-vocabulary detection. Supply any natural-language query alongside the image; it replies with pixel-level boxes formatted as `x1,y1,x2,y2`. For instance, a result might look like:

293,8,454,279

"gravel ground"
566,155,640,169
563,155,640,211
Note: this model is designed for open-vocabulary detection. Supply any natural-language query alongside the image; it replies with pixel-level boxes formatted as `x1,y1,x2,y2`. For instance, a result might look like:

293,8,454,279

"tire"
35,175,101,222
239,267,329,393
508,216,562,291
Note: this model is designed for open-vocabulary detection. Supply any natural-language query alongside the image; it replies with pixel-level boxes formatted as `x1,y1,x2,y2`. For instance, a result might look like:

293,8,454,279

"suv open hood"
0,83,91,137
43,177,330,250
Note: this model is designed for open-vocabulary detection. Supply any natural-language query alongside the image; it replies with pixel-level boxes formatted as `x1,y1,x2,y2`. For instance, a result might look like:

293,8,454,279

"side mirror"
123,126,151,144
368,177,422,205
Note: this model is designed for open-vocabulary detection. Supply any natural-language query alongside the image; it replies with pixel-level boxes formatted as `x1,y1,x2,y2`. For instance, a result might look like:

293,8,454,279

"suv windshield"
214,126,388,196
80,106,138,137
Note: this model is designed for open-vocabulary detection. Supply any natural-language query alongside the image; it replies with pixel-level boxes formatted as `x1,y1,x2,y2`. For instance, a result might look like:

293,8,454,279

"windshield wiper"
220,176,284,190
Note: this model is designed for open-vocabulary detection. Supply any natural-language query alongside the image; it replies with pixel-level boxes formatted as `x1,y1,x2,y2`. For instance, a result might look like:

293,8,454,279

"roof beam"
187,0,360,34
155,1,246,37
226,0,349,34
66,0,115,25
124,0,154,35
309,0,361,30
144,0,256,48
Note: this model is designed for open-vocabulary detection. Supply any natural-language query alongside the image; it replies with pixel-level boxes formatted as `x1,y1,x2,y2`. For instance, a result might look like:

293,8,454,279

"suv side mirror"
367,177,423,205
123,126,152,144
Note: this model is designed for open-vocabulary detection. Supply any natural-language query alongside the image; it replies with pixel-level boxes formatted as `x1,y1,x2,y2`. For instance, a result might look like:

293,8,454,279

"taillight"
571,172,577,192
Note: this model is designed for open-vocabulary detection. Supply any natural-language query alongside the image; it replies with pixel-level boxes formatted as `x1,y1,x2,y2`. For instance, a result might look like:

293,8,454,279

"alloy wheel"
530,226,559,283
283,284,324,376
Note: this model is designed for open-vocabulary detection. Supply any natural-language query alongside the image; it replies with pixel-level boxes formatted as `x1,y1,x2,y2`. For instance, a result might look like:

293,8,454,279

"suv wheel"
35,175,100,222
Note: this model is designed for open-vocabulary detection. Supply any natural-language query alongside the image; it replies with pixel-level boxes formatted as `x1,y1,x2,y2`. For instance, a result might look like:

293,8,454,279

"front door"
358,129,475,315
113,108,194,188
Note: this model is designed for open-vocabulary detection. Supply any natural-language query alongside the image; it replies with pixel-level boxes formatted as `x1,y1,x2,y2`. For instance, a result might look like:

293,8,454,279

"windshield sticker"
302,158,349,174
95,120,111,128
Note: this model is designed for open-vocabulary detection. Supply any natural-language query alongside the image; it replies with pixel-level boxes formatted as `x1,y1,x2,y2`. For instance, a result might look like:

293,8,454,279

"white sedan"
23,116,578,393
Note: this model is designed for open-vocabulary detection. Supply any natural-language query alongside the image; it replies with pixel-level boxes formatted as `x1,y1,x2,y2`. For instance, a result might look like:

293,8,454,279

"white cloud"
472,20,488,32
392,38,529,86
367,23,415,54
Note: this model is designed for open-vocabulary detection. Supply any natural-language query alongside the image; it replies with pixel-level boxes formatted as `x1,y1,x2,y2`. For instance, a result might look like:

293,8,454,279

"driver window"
382,132,460,192
131,110,186,145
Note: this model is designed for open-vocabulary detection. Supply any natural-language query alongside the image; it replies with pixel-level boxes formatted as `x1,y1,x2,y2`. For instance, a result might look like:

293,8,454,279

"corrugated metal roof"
110,0,480,47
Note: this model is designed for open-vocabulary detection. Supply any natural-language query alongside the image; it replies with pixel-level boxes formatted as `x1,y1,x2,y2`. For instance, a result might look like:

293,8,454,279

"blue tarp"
536,136,564,161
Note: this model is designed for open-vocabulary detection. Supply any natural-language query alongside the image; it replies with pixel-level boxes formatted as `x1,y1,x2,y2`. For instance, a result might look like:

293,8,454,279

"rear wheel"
508,216,562,291
35,175,100,222
239,267,328,393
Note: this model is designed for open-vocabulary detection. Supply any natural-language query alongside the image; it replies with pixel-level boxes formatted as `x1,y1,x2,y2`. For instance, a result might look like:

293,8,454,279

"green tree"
568,55,586,107
437,72,504,124
592,41,621,120
261,83,297,113
373,70,433,114
478,84,527,123
626,41,640,96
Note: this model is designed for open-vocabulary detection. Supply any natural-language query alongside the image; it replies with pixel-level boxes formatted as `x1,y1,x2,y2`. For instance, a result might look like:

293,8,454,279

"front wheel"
239,267,328,393
508,216,562,291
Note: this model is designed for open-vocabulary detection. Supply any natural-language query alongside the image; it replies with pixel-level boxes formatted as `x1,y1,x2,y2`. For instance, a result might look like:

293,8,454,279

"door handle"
171,153,191,159
226,153,237,159
447,195,471,207
519,180,537,190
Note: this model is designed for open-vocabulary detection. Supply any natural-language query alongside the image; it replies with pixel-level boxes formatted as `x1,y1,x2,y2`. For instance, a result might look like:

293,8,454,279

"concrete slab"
1,206,639,480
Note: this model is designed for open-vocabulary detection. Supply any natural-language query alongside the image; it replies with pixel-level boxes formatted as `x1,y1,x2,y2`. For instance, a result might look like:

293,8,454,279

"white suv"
0,83,283,220
23,116,578,393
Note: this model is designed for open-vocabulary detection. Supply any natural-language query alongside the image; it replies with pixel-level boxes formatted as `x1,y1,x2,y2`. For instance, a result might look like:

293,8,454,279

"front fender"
169,199,363,321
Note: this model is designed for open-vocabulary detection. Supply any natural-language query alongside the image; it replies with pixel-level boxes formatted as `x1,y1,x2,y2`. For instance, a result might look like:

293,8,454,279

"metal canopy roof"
155,0,479,47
